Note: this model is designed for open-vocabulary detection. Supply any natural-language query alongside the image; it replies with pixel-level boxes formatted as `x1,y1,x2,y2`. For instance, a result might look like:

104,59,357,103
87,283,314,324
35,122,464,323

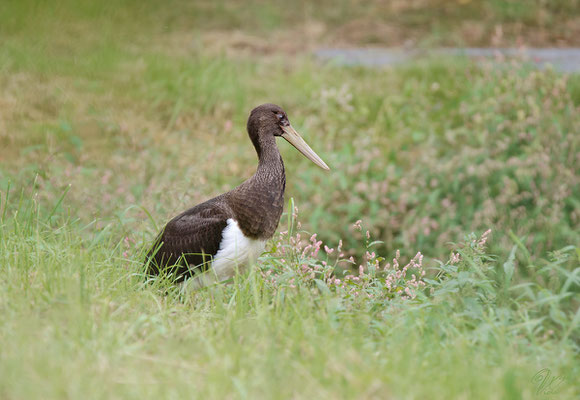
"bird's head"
247,103,330,170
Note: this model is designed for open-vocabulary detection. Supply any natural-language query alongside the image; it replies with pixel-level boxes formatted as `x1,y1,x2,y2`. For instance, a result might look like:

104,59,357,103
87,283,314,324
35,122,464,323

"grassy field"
1,1,579,399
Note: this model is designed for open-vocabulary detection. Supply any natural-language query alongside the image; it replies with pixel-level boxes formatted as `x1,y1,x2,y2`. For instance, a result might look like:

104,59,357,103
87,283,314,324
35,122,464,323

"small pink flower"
324,245,334,254
478,229,492,247
450,252,461,264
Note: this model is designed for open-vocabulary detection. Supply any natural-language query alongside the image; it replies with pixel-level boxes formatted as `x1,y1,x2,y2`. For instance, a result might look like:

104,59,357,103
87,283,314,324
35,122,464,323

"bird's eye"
277,113,284,120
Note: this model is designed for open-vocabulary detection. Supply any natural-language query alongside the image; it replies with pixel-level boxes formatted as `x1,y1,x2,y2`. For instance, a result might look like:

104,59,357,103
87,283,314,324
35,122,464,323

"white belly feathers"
212,218,266,279
182,218,266,291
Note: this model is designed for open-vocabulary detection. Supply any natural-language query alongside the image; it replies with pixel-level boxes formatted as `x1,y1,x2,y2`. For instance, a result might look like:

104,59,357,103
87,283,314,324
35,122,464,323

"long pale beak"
281,125,330,170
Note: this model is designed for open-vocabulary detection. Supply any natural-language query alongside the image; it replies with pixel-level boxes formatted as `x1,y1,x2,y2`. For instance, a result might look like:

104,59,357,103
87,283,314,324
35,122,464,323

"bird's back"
145,194,232,282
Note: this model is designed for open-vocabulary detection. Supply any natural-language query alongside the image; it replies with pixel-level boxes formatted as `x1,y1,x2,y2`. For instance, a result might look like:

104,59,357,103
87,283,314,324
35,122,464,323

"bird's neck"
256,136,284,175
230,134,285,239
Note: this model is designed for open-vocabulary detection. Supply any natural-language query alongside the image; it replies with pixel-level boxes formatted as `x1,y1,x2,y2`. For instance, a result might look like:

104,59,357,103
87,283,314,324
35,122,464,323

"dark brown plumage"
145,103,328,286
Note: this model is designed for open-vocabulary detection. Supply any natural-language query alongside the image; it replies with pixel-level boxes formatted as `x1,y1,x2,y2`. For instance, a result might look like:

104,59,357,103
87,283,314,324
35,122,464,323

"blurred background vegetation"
1,0,578,262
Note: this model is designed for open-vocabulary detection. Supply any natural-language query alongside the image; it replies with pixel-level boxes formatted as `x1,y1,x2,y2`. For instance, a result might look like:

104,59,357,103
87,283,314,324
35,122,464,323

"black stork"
145,103,329,289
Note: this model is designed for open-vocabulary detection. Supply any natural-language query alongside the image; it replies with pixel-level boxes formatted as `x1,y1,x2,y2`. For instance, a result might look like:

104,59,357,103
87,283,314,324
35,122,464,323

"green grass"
3,0,580,50
1,195,578,399
0,1,579,399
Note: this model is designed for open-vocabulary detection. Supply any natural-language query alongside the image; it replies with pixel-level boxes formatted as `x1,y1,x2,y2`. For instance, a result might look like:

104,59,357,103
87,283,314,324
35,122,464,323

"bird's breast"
228,175,285,239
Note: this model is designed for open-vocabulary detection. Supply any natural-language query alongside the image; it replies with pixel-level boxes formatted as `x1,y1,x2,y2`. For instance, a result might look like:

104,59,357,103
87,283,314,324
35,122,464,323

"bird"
145,103,329,290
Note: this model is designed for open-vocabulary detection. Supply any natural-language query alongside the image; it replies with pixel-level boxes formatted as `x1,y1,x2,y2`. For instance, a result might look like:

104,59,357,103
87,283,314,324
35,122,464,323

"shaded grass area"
2,0,580,49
